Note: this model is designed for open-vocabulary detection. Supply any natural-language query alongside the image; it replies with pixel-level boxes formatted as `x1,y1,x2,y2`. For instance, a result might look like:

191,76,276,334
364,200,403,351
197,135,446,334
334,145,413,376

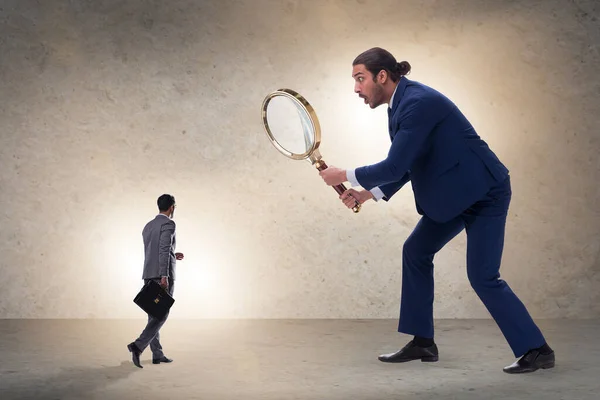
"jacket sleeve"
354,97,443,190
379,172,411,201
158,220,175,277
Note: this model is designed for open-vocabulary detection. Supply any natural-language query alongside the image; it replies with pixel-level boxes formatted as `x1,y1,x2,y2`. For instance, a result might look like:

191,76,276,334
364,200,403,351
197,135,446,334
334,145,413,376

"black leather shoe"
127,342,143,368
378,340,439,363
503,349,555,374
153,356,173,364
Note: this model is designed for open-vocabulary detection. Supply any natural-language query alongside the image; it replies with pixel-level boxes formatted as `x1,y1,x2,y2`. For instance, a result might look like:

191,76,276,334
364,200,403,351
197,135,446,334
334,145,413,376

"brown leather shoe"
378,340,439,363
503,349,555,373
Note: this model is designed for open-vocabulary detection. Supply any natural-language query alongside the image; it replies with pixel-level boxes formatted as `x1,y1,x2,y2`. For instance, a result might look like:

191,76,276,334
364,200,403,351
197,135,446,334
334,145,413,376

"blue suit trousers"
398,176,546,357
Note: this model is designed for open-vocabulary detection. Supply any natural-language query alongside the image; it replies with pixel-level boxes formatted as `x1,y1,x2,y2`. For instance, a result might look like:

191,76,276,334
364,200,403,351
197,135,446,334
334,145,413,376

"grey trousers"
134,278,175,359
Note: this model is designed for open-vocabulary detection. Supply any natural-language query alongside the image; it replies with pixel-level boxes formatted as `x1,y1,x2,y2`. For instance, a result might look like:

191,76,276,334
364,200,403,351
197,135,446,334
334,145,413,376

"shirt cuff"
346,169,360,187
370,187,385,202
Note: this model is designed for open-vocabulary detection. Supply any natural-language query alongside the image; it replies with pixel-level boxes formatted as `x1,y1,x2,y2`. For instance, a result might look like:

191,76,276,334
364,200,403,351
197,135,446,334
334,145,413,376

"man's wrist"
363,190,374,202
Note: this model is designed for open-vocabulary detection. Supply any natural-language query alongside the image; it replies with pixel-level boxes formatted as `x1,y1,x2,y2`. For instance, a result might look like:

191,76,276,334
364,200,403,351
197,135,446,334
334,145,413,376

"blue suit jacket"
355,77,509,223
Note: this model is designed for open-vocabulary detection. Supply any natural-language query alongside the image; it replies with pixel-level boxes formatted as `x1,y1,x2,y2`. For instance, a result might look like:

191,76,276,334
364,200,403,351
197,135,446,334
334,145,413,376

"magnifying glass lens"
265,96,315,157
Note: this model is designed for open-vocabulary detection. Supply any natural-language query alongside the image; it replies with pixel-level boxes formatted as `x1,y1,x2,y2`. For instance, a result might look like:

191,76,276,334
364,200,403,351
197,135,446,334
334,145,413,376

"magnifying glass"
261,88,361,213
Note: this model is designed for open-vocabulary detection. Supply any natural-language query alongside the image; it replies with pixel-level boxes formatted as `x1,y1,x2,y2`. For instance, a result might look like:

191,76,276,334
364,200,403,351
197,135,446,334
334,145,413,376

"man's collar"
388,76,408,113
389,83,398,110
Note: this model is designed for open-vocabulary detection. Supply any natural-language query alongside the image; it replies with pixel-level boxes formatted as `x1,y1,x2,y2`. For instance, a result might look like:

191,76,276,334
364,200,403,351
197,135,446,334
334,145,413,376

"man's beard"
371,82,384,108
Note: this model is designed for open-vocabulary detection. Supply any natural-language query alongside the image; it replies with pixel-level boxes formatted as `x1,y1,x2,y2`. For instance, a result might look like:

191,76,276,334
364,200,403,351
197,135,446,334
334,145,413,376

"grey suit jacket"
142,214,177,281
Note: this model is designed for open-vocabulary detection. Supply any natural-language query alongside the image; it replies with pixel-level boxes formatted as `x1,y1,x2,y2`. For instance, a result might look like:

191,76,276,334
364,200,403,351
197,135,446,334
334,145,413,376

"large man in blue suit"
319,47,555,373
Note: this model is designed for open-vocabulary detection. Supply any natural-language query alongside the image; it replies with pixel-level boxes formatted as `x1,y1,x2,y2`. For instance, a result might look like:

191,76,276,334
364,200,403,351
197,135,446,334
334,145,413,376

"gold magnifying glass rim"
261,88,321,161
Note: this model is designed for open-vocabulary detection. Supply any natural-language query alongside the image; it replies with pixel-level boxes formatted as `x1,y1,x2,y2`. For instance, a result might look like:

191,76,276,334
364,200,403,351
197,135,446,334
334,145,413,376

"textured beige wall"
0,0,598,319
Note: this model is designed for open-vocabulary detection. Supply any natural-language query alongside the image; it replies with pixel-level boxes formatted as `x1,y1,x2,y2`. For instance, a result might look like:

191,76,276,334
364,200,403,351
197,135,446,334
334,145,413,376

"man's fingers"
341,190,354,200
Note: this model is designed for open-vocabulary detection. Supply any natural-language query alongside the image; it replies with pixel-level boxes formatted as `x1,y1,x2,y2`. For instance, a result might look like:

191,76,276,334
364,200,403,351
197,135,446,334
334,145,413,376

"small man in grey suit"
127,194,184,368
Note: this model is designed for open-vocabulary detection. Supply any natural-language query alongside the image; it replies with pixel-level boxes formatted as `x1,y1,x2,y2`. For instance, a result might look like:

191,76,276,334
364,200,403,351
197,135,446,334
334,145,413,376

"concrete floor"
0,319,597,400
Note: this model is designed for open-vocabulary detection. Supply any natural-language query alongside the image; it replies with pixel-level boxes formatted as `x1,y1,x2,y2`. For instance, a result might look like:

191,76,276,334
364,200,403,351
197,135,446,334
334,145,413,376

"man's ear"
378,69,388,84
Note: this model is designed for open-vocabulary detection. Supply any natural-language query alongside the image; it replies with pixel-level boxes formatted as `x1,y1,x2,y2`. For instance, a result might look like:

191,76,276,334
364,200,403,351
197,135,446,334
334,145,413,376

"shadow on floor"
0,360,140,400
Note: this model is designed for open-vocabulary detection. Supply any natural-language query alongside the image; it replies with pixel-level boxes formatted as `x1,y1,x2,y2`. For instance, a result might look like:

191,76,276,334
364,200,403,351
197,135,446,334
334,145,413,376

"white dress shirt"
346,82,400,201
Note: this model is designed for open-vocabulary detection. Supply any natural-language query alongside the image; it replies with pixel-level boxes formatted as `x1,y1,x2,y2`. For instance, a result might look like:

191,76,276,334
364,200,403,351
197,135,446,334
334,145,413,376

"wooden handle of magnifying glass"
315,160,361,213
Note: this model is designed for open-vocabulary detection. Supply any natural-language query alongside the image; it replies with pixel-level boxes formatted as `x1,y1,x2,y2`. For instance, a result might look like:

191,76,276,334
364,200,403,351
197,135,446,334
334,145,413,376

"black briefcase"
133,280,175,320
